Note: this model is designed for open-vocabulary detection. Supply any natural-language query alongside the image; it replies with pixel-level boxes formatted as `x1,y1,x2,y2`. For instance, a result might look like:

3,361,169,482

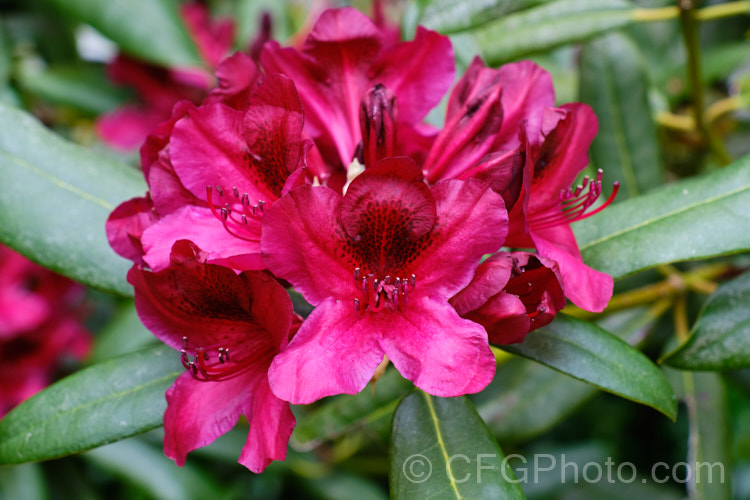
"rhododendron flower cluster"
107,7,617,473
0,245,90,417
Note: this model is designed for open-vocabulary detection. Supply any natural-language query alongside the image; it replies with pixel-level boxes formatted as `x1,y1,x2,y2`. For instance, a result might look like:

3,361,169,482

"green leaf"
0,345,181,464
16,63,130,115
293,368,411,449
42,0,202,68
419,0,546,34
390,392,525,499
472,357,597,443
0,463,47,500
663,270,750,370
579,32,664,199
473,0,636,65
502,315,677,419
0,103,145,295
575,153,750,279
90,302,157,363
83,437,221,500
681,372,732,500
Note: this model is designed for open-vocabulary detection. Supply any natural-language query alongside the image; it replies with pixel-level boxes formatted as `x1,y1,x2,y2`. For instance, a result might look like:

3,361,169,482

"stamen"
354,267,361,281
233,187,240,198
206,184,265,242
530,170,619,230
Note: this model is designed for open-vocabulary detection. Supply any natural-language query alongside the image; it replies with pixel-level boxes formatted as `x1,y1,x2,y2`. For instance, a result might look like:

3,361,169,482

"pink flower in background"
451,252,565,345
96,3,235,151
128,241,296,472
505,104,618,312
261,158,507,403
0,246,90,418
106,73,310,272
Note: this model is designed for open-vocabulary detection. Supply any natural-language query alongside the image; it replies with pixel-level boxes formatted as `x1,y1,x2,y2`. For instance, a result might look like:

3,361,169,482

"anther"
242,214,248,224
354,267,361,281
410,274,416,287
182,336,188,349
354,298,361,313
242,193,249,206
258,200,266,213
233,187,240,198
220,208,228,220
224,349,230,362
215,185,223,196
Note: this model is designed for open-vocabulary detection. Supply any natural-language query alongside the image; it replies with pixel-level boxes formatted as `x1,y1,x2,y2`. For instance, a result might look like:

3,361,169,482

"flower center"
352,268,416,316
206,184,265,241
179,334,272,382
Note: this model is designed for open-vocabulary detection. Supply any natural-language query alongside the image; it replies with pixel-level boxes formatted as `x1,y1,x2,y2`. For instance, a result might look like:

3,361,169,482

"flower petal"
163,370,256,466
240,378,296,472
532,224,613,312
411,179,508,299
529,103,598,212
261,185,353,305
106,196,157,264
268,297,385,404
370,26,454,124
141,205,263,272
381,297,495,396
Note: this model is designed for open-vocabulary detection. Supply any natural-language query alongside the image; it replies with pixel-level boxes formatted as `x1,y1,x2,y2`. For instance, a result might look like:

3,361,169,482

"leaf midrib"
0,370,180,463
578,183,750,251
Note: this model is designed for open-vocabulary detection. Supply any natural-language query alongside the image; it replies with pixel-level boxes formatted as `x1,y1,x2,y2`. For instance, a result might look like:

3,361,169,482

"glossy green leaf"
575,153,750,279
83,437,221,500
474,0,636,65
390,392,525,499
580,32,664,199
0,103,145,295
0,345,180,464
502,315,677,419
292,368,412,449
663,270,750,370
16,63,130,115
42,0,202,68
419,0,545,34
682,372,732,500
472,357,597,443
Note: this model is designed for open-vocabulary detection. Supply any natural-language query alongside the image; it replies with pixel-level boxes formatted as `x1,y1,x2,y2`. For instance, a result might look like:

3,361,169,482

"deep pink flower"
96,3,235,151
505,104,618,312
260,7,455,180
451,252,565,345
261,158,507,403
106,74,310,272
128,241,296,472
0,245,90,417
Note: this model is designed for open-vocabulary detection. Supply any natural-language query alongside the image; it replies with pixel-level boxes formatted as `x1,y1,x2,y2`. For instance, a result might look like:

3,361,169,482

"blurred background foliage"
0,0,749,499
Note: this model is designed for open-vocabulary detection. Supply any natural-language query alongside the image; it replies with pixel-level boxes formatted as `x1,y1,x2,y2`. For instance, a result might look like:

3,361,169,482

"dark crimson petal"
370,26,455,124
463,293,530,345
170,74,305,204
423,79,504,182
458,143,526,211
340,157,435,237
205,51,262,109
106,195,158,264
261,8,383,167
529,103,598,212
450,253,513,316
128,241,292,351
